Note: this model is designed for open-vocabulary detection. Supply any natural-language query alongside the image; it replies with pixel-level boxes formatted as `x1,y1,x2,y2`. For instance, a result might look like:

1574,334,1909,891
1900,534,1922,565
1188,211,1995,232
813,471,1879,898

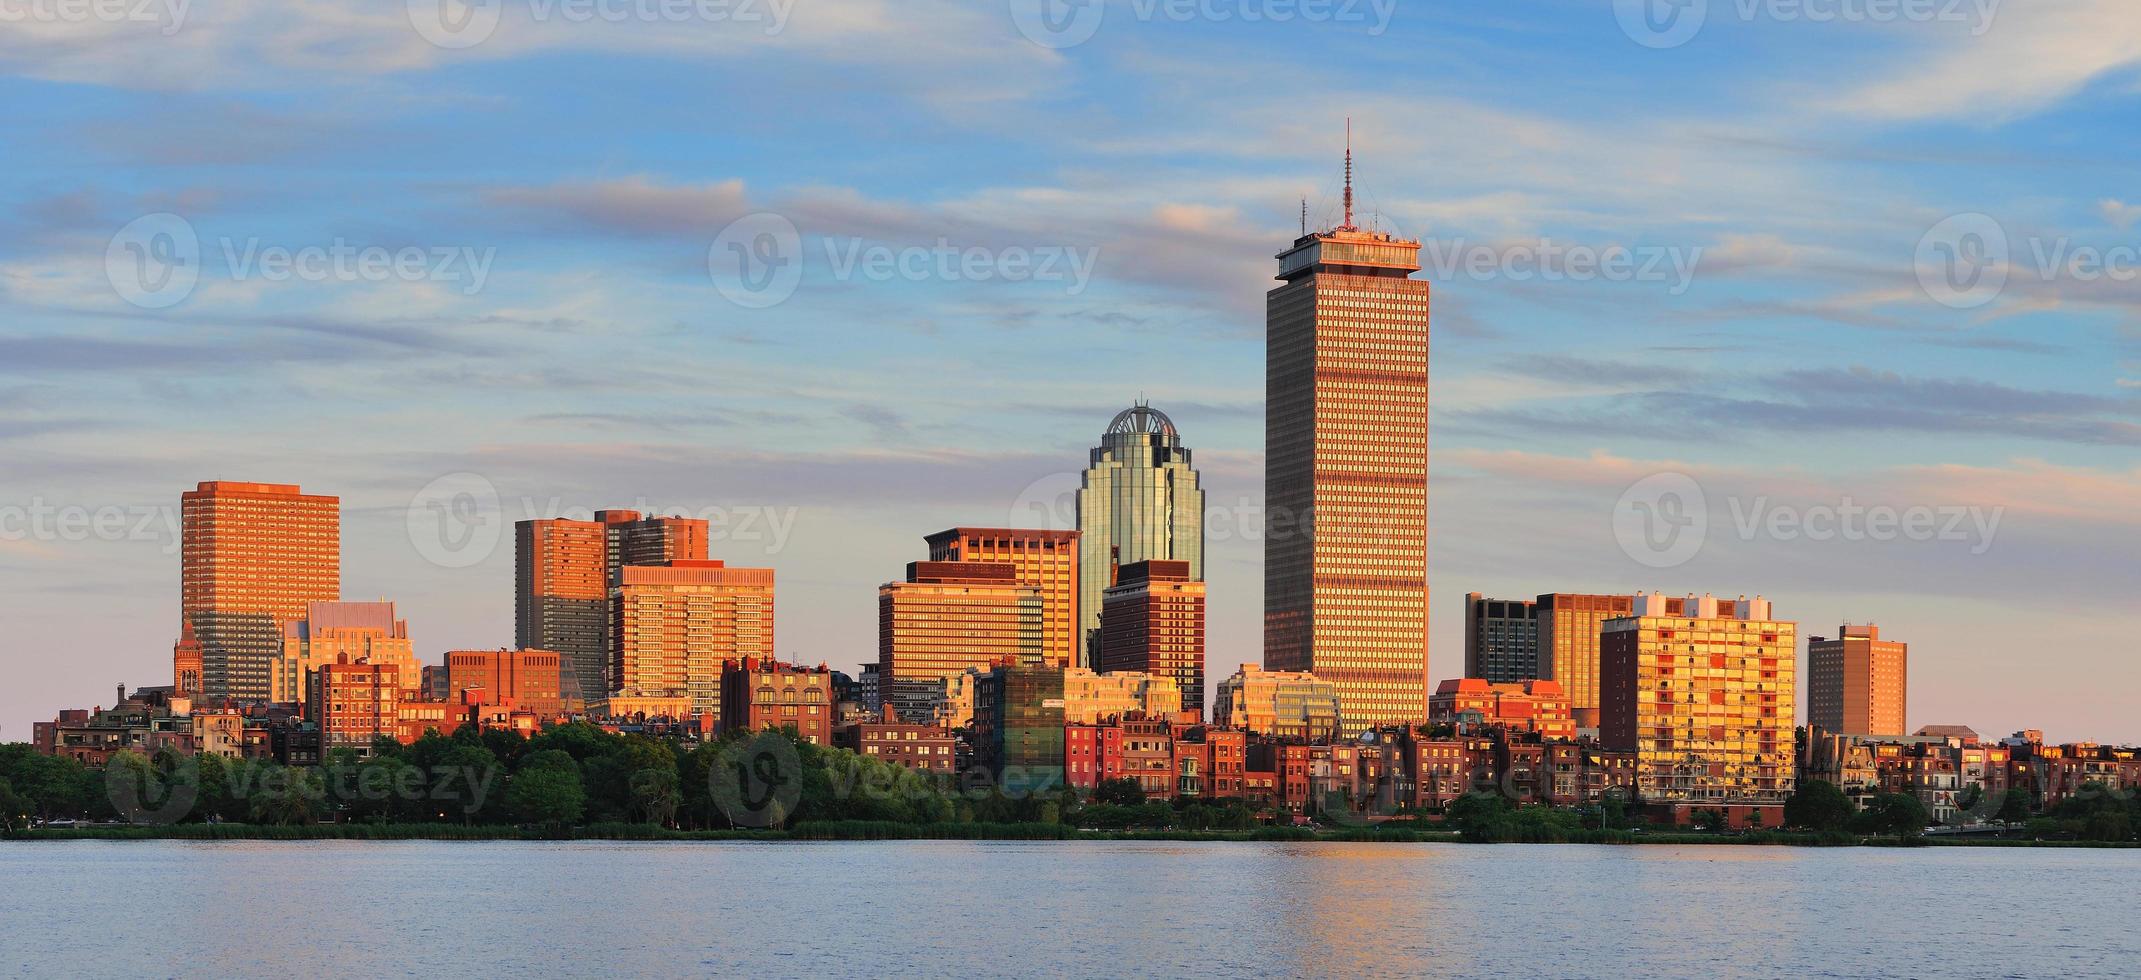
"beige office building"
276,601,418,705
611,559,773,722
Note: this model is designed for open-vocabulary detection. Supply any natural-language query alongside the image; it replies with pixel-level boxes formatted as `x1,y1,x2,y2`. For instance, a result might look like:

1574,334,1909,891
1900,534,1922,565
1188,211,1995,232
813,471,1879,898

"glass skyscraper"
1075,403,1204,667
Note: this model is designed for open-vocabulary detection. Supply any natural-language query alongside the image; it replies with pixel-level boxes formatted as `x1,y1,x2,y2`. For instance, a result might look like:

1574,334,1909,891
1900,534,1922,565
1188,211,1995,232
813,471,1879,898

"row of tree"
2,726,1249,832
1779,779,2140,841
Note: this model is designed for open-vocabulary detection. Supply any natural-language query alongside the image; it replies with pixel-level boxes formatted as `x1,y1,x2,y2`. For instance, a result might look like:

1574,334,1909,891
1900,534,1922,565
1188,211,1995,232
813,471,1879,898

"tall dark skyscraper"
1464,593,1540,684
1075,402,1204,666
1263,136,1432,736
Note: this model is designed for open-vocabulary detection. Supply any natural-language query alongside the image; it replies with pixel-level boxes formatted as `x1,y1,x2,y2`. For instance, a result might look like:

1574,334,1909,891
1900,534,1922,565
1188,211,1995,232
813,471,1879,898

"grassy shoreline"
6,822,2134,847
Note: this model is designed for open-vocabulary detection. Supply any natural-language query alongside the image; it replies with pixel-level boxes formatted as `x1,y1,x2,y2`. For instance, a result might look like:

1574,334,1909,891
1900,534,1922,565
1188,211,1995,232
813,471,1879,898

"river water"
1,840,2131,977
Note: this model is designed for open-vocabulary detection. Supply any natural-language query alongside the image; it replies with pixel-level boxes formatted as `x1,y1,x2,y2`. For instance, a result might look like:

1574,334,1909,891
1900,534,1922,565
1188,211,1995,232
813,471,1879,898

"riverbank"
8,821,2135,846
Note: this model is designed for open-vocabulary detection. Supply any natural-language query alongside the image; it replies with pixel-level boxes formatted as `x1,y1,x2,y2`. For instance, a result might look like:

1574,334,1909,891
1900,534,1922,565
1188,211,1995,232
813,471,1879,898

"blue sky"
2,0,2138,742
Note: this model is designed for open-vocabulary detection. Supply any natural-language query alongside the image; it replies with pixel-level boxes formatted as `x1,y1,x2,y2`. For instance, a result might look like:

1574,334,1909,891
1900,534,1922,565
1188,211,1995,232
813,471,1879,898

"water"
1,840,2133,978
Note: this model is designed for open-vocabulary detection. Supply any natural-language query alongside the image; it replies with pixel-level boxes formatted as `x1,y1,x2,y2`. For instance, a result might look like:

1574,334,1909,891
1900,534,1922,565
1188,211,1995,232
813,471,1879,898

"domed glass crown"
1105,403,1177,438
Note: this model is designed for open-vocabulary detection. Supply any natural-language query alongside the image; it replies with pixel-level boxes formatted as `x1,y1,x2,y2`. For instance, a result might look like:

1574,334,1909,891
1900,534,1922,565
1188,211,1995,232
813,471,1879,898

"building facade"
973,664,1066,794
719,659,833,746
307,658,402,753
1075,403,1204,666
1429,677,1576,741
925,527,1079,668
1600,595,1796,806
275,601,417,705
611,559,774,722
1094,559,1206,718
1060,666,1183,726
1807,624,1908,736
878,561,1043,723
445,648,566,720
1263,156,1431,736
1536,592,1727,726
181,481,341,702
1534,593,1636,727
1463,593,1539,684
836,713,958,774
1212,664,1343,742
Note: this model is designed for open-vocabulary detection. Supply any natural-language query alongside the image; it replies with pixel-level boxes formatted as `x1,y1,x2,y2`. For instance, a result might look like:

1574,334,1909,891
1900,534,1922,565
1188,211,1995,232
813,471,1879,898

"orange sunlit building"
878,560,1043,722
1808,624,1908,736
1601,595,1796,821
611,559,773,723
181,481,341,702
446,648,566,721
719,658,833,746
516,509,708,711
308,658,402,753
1263,151,1431,737
276,600,418,704
925,527,1079,668
1430,678,1576,740
173,620,203,701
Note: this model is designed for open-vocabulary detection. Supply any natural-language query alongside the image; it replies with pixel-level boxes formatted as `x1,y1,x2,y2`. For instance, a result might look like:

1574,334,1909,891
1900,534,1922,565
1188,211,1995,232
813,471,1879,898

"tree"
1690,808,1727,832
1854,793,1930,839
2082,810,2133,843
509,754,585,829
437,744,503,824
1783,780,1857,833
1445,792,1510,841
249,766,325,825
1957,783,1984,816
1994,788,2032,826
617,735,680,826
1091,778,1145,808
5,752,95,820
0,778,25,832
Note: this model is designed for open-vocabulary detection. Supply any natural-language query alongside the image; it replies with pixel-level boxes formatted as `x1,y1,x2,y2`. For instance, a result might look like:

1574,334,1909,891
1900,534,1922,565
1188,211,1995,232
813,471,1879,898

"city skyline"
5,6,2140,746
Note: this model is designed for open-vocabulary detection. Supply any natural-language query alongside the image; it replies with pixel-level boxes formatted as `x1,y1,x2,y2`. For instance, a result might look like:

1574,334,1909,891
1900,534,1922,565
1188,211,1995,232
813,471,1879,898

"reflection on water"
2,840,2134,978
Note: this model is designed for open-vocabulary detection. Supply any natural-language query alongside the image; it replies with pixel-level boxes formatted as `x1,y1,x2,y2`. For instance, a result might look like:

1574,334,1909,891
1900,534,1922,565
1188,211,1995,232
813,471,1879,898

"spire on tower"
1342,116,1354,231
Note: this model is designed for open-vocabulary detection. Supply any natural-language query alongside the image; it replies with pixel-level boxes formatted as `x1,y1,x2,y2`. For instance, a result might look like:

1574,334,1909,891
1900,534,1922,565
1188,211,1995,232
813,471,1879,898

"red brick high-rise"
1096,559,1207,719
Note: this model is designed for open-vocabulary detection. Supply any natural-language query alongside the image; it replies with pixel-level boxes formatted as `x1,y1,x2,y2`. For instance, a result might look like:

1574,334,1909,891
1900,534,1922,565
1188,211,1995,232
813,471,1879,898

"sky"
2,0,2137,744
